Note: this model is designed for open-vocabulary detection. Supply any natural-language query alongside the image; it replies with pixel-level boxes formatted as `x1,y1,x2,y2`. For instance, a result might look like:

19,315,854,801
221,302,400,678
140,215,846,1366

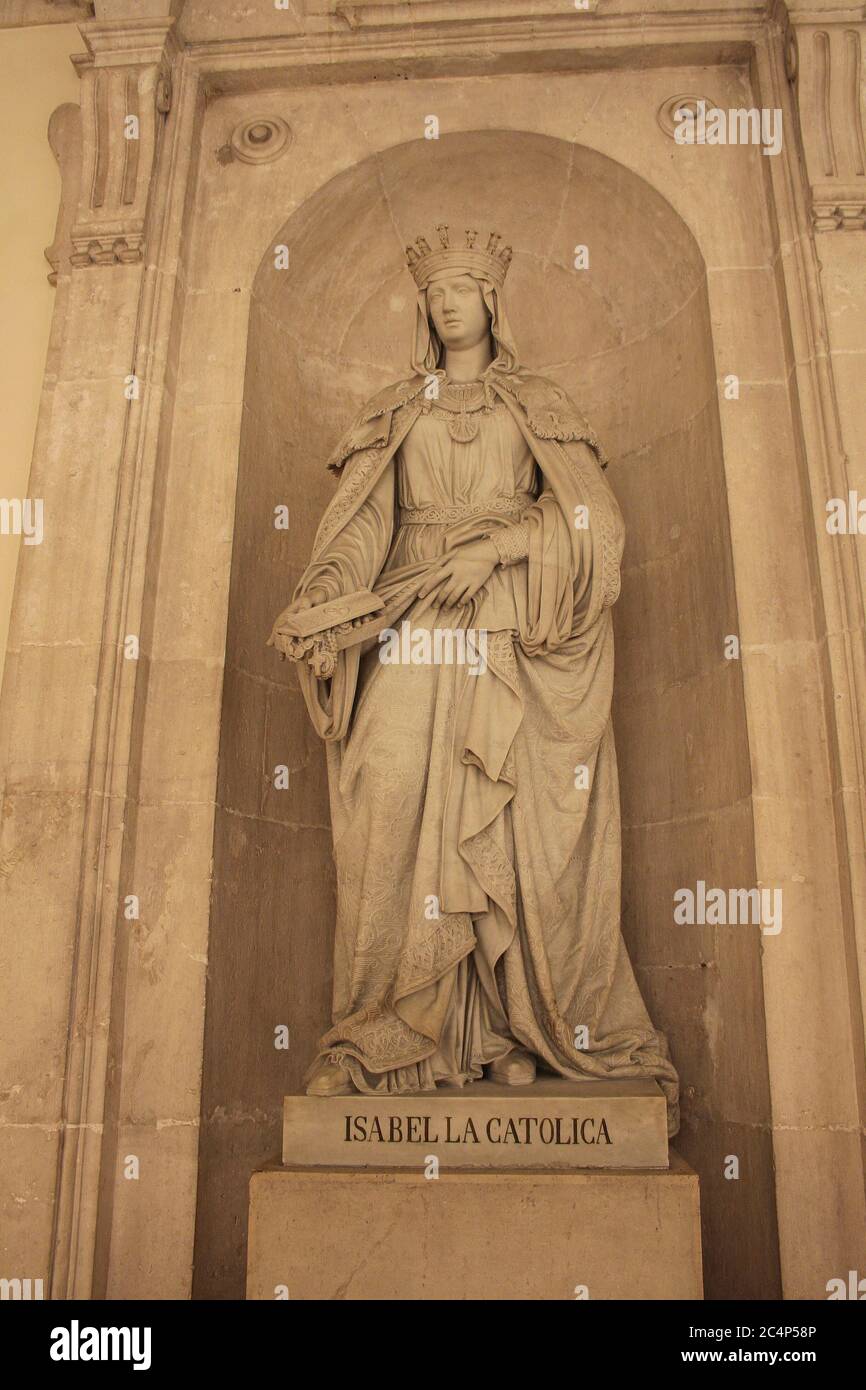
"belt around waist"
398,493,535,526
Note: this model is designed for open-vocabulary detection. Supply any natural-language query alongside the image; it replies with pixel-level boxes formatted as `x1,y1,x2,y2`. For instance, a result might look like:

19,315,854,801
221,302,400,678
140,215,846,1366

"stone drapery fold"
289,372,679,1133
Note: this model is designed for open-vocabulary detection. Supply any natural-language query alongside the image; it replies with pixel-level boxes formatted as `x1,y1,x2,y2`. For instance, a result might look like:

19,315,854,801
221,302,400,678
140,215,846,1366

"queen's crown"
405,225,513,288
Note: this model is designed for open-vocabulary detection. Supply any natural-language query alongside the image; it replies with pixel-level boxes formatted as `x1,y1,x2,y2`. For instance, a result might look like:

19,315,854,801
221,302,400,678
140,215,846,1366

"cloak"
285,364,680,1133
295,367,623,743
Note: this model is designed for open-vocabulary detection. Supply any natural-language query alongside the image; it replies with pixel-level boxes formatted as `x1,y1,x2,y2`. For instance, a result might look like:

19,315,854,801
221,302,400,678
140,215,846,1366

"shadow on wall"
194,129,779,1301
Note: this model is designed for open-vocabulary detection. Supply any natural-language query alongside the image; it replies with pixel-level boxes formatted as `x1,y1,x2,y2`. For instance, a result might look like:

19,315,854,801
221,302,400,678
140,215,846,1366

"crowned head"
405,224,513,290
406,224,520,376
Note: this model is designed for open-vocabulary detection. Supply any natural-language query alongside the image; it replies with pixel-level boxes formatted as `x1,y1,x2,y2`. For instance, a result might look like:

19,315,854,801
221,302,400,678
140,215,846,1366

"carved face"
426,272,492,351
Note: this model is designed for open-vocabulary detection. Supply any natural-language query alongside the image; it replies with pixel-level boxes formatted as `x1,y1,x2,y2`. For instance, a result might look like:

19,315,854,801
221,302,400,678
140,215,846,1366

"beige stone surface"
101,1122,202,1301
284,1080,669,1171
0,1122,59,1288
0,0,863,1307
246,1154,703,1301
0,21,80,688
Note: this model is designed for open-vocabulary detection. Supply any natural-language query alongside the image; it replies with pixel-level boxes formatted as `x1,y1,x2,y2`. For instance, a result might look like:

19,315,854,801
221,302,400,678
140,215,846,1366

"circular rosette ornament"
447,410,480,443
230,117,292,165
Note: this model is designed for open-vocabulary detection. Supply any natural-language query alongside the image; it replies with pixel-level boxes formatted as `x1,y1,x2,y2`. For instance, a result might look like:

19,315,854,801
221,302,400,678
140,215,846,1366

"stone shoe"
306,1057,354,1097
487,1048,537,1086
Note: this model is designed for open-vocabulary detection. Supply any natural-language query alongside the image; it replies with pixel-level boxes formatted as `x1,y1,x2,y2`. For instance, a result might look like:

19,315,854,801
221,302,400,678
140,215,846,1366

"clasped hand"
417,538,500,609
268,536,499,652
267,587,330,652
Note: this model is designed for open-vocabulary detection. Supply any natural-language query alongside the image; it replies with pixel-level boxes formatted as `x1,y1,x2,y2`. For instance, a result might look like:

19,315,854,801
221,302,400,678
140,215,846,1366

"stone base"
246,1155,702,1300
283,1078,669,1170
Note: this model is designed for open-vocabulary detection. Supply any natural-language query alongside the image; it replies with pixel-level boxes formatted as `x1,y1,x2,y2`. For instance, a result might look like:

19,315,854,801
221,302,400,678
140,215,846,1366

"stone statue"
268,226,679,1135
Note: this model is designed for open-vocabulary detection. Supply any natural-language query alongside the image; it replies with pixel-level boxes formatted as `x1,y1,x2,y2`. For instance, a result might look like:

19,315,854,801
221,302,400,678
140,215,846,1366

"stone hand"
417,538,499,608
267,587,330,651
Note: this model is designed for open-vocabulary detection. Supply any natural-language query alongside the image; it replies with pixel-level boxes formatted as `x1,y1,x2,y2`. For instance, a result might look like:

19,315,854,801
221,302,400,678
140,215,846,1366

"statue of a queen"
268,225,679,1136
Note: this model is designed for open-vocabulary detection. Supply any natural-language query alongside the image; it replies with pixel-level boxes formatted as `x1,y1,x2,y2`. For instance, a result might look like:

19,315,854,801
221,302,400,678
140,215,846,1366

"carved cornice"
785,4,866,229
178,2,770,56
69,18,177,268
0,0,92,28
331,0,599,27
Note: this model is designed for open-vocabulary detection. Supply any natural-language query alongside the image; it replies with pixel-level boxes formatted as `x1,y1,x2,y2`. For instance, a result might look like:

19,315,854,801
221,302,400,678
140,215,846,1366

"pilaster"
70,17,175,264
785,4,866,230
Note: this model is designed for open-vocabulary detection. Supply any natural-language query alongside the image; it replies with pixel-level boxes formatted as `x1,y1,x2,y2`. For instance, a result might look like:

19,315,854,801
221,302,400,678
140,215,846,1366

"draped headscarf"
409,267,521,377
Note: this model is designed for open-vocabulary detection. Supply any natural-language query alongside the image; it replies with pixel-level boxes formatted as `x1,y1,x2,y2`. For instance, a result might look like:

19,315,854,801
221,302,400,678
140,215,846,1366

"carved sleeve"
297,459,397,601
488,521,530,567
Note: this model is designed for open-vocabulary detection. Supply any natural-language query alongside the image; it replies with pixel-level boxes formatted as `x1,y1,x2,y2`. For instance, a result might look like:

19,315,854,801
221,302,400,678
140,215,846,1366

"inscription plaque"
283,1078,669,1171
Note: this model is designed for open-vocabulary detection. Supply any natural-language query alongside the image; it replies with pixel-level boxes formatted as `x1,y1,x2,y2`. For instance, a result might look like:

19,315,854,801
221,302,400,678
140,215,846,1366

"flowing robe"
291,369,679,1134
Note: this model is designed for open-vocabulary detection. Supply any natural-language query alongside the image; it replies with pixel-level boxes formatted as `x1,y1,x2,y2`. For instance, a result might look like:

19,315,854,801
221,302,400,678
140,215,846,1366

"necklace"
422,379,494,442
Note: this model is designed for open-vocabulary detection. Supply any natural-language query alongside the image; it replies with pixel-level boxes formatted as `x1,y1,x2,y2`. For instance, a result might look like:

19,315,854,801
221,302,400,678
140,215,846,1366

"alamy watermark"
826,492,866,534
827,1270,866,1299
674,880,782,935
674,100,783,157
1,1276,43,1299
379,621,488,676
0,498,43,546
50,1321,152,1370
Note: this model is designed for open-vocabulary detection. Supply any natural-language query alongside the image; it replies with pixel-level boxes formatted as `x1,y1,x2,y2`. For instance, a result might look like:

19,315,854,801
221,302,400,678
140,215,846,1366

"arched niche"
194,130,776,1299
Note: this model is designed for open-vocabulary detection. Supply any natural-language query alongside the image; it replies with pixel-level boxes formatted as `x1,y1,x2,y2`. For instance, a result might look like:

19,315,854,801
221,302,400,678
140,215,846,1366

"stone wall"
0,0,863,1303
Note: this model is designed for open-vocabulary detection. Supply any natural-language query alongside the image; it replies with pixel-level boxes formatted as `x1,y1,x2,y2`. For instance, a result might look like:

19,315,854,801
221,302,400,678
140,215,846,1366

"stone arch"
195,130,775,1299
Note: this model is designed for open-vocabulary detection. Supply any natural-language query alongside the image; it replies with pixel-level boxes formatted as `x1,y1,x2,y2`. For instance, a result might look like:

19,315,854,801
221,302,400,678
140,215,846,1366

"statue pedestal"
246,1082,701,1299
246,1156,702,1300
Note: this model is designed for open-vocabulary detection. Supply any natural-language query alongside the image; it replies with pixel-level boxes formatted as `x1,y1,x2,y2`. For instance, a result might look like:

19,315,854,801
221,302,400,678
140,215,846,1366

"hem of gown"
310,927,482,1085
308,1045,681,1134
316,1042,515,1097
307,1041,680,1135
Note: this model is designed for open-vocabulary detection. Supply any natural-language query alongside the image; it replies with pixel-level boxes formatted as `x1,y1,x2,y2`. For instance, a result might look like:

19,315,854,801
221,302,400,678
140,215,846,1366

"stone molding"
0,0,92,27
331,0,600,28
175,0,768,52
